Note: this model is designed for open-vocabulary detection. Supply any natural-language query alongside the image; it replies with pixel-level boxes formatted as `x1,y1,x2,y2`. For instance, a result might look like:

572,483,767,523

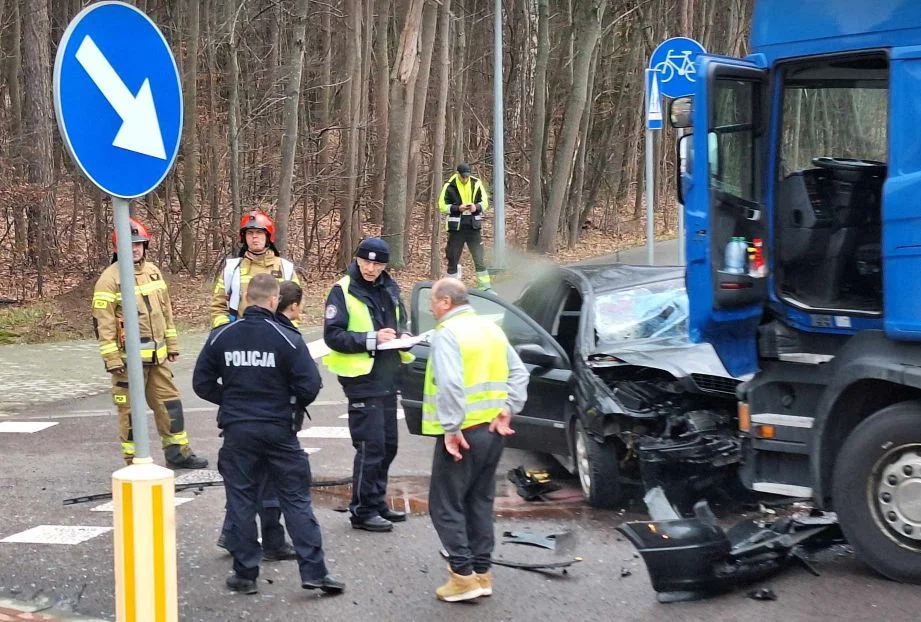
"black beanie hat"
356,237,391,264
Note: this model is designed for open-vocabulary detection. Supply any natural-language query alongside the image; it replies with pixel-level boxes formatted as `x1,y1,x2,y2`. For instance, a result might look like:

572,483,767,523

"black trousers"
218,422,327,582
347,394,398,521
220,475,286,553
446,228,487,275
428,425,505,575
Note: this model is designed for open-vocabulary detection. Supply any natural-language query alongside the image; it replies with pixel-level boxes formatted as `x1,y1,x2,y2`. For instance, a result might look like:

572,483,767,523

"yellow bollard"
112,462,177,622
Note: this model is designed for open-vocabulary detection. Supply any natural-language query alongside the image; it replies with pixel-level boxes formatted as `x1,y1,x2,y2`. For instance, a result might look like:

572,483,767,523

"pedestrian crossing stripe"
0,421,58,433
337,409,405,420
91,497,194,512
303,447,322,454
297,427,352,439
1,525,112,544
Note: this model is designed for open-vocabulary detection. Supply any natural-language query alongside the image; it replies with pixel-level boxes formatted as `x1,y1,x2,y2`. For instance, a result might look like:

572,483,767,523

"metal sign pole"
112,196,151,462
492,0,506,269
645,128,655,266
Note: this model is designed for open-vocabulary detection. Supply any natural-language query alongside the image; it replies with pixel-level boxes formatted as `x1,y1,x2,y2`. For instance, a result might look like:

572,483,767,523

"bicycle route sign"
53,1,183,199
649,37,707,99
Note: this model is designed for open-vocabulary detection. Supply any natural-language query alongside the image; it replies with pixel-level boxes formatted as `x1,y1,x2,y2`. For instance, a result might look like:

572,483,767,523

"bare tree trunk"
567,47,598,248
8,2,25,255
382,0,425,269
339,0,364,269
429,0,451,278
180,0,200,273
452,4,467,164
22,0,57,293
206,0,221,255
536,0,606,254
276,0,310,255
527,0,549,250
371,0,391,224
227,0,243,231
404,2,438,232
318,2,333,216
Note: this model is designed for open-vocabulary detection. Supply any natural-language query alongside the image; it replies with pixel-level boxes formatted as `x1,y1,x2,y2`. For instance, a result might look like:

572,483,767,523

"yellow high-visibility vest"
322,276,412,377
422,310,509,435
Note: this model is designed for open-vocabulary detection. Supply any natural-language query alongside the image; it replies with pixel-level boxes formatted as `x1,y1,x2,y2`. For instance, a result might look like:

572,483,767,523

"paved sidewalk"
0,598,107,621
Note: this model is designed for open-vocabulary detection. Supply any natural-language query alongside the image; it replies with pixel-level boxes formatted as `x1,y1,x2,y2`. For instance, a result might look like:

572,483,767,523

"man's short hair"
278,280,303,314
246,273,280,306
433,278,469,307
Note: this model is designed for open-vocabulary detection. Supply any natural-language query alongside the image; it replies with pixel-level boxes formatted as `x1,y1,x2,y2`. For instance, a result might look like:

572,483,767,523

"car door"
398,282,572,456
685,55,769,377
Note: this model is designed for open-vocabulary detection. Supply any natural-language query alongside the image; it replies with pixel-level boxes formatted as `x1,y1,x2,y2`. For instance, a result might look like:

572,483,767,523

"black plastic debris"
502,530,570,551
747,587,777,601
620,568,632,578
617,499,843,603
507,466,562,501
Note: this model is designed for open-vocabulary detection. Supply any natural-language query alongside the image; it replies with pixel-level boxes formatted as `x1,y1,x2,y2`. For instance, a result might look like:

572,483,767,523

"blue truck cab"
674,0,921,583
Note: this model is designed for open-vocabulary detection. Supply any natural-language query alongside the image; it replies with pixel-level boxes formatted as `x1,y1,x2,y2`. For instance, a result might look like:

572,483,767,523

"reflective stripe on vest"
223,256,295,314
322,276,412,377
421,310,509,435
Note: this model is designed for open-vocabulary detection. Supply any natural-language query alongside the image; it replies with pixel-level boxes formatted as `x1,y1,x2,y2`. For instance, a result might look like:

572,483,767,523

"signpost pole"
112,196,151,462
645,127,656,266
492,0,507,270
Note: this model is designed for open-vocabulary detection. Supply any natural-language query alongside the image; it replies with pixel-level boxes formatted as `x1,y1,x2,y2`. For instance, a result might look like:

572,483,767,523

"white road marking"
297,427,352,439
91,497,194,512
0,421,58,433
1,525,112,544
303,447,322,455
338,409,404,420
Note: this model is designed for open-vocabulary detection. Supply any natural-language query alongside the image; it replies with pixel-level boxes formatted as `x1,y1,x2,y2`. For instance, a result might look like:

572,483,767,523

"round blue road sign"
649,37,707,99
53,2,182,199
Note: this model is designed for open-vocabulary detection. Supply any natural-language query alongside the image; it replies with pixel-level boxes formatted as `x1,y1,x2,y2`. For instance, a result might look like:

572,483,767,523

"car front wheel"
573,418,621,508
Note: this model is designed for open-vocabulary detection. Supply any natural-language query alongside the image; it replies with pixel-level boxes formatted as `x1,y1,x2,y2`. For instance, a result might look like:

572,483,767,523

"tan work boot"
435,570,484,602
475,571,492,596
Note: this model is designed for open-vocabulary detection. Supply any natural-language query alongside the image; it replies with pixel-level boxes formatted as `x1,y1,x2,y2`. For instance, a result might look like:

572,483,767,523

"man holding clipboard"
322,238,414,532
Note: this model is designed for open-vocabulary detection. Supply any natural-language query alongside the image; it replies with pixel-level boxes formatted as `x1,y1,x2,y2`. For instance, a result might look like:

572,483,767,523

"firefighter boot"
165,449,209,470
435,570,484,602
476,270,493,292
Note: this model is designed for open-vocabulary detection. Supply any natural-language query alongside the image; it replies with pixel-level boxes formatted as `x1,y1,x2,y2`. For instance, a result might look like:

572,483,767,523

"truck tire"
832,401,921,584
573,419,621,508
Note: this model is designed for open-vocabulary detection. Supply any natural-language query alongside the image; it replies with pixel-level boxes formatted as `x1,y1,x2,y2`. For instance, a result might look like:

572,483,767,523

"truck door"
685,56,768,377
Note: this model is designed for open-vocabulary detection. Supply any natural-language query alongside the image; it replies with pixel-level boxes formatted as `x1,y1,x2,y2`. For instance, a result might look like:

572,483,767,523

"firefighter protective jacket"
92,260,179,371
210,250,298,328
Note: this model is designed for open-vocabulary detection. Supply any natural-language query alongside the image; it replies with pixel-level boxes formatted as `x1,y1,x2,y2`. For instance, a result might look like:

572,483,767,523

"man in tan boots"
422,278,529,602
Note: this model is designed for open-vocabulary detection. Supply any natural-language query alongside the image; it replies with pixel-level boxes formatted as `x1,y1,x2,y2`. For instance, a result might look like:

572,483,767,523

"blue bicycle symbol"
654,50,697,84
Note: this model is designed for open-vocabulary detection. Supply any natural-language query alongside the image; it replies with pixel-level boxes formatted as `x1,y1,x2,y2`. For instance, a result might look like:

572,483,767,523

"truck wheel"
573,419,621,508
832,401,921,584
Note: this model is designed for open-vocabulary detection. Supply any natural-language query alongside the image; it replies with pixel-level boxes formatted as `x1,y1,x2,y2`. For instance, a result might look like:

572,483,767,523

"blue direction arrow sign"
53,2,182,199
649,37,706,99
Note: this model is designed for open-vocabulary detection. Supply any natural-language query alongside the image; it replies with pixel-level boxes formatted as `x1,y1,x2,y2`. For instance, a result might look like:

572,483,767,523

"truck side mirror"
677,133,693,204
669,96,693,128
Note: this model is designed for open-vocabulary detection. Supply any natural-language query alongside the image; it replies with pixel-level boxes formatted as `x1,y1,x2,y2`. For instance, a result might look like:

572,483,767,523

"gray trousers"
428,425,505,575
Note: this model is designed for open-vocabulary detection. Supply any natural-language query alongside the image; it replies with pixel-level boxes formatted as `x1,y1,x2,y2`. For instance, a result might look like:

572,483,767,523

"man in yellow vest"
438,163,492,291
322,237,413,532
423,278,529,602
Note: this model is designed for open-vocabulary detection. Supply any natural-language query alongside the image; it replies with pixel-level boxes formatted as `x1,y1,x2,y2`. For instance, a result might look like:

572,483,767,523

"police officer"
437,163,492,291
193,273,343,595
92,218,208,469
211,209,298,328
322,237,412,532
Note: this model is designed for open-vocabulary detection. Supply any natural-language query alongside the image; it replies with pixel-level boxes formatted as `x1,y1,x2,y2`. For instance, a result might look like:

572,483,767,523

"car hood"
589,339,740,380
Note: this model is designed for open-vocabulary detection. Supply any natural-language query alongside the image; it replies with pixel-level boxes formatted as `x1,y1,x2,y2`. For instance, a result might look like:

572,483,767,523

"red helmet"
111,218,151,249
239,209,276,243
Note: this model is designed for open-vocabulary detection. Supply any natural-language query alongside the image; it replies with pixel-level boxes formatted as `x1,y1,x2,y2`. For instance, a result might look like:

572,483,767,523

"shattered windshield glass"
593,278,690,351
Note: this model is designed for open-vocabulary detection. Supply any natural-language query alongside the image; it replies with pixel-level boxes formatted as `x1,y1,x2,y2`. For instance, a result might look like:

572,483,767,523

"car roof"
557,262,685,294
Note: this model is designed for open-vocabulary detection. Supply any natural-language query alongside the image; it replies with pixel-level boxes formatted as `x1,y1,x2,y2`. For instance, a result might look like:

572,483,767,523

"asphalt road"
2,238,919,620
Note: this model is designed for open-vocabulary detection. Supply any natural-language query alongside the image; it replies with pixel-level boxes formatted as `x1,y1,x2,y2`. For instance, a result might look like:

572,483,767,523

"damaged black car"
399,264,743,508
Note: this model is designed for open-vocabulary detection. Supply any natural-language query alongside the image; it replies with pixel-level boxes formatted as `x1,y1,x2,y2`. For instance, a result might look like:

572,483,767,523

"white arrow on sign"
648,73,663,122
74,35,167,160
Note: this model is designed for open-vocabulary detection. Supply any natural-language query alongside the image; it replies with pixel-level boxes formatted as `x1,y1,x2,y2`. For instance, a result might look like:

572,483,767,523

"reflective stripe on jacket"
438,174,490,232
322,275,412,377
211,251,297,328
92,260,178,370
421,309,509,435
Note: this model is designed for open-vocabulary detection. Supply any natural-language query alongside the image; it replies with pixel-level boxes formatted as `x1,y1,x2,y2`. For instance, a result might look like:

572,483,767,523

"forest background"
0,0,753,342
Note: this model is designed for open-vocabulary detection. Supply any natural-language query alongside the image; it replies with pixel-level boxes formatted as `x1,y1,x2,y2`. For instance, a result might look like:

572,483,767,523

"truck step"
752,482,813,498
750,413,814,429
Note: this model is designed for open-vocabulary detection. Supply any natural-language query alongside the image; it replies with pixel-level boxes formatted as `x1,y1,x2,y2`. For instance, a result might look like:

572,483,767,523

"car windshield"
592,278,690,351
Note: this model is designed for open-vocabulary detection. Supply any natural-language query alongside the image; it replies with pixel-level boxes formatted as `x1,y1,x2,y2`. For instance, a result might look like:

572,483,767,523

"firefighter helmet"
111,218,151,249
239,209,276,243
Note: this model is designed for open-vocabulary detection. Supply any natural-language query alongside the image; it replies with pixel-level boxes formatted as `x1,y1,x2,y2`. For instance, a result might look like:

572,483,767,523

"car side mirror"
516,343,560,368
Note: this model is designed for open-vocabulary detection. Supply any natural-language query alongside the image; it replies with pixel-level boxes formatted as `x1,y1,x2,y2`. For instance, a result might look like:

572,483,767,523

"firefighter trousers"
111,364,193,463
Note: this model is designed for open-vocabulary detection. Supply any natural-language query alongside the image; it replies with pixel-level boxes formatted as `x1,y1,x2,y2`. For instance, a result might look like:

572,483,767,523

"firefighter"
92,218,208,469
437,163,492,291
211,209,298,328
322,237,413,532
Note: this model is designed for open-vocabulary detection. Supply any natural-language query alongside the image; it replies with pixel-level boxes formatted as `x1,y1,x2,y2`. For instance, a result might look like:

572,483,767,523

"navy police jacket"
193,305,321,430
